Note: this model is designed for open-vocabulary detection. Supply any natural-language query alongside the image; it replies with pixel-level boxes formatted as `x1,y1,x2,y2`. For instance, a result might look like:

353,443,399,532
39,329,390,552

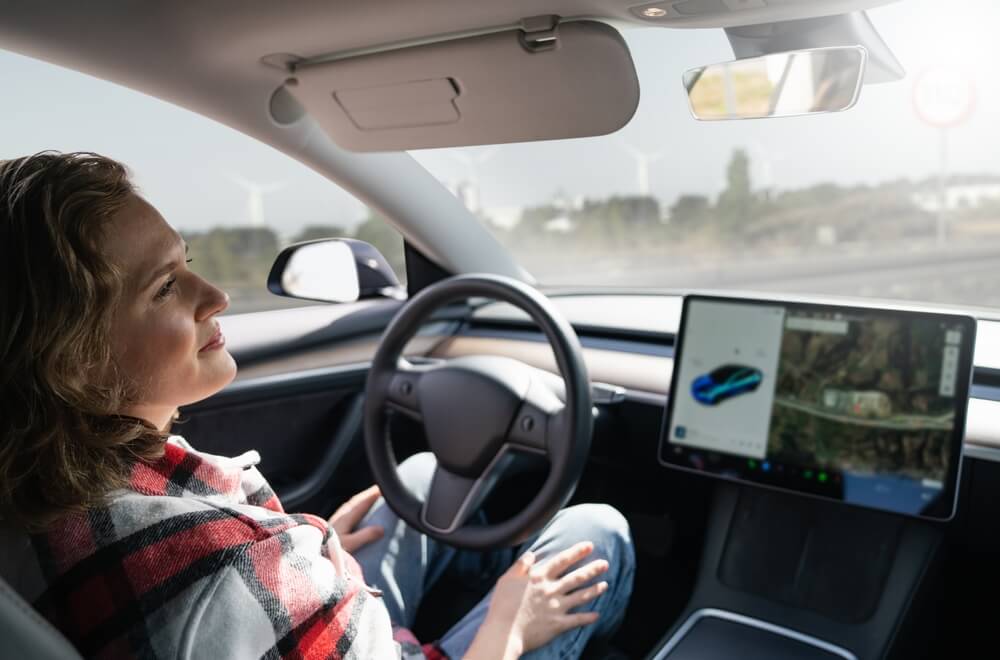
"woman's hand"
327,485,385,553
468,541,610,658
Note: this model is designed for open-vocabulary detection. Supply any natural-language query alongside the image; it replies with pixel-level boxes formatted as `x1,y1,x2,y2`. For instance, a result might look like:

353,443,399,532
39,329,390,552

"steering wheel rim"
363,274,593,549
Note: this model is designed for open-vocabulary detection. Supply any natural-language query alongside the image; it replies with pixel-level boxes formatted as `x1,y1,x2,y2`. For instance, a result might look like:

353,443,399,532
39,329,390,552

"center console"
655,609,855,659
646,482,946,659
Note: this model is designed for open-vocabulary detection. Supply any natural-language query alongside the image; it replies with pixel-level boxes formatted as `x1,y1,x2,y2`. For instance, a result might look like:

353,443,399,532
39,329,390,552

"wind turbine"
448,146,498,213
227,173,285,227
619,142,663,197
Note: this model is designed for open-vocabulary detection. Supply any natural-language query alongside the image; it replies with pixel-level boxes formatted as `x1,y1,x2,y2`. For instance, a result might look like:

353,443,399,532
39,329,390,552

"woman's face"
105,195,236,430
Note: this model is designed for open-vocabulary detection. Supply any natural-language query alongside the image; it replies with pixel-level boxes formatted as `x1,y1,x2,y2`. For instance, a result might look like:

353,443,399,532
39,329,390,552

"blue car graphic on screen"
691,364,763,405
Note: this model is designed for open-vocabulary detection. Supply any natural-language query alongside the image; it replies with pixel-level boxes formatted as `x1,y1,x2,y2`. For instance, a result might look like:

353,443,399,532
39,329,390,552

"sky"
2,0,999,236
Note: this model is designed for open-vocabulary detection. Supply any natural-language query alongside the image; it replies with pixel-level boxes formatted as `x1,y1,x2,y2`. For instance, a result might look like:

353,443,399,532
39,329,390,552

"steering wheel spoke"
421,458,512,533
385,359,435,421
507,376,566,455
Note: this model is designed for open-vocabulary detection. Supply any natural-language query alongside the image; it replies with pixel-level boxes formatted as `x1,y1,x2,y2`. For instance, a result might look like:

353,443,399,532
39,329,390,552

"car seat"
0,574,82,659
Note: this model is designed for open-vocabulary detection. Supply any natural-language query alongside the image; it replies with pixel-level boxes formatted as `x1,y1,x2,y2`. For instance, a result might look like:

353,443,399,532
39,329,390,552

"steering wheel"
363,274,593,549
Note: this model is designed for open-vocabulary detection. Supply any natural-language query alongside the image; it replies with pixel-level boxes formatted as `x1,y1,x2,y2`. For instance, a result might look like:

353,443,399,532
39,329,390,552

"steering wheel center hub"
419,356,531,476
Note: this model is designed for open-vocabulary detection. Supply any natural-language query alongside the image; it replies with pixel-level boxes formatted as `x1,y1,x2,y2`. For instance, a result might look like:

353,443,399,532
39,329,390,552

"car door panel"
178,365,368,512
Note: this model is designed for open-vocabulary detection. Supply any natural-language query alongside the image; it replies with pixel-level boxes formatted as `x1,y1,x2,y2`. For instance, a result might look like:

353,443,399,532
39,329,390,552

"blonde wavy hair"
0,151,169,530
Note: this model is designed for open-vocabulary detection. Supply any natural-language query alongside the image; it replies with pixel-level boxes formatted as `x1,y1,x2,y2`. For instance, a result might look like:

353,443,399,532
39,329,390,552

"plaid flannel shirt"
0,436,447,659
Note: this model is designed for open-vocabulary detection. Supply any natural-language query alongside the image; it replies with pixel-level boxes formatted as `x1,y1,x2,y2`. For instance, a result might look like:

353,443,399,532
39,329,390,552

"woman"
0,152,634,659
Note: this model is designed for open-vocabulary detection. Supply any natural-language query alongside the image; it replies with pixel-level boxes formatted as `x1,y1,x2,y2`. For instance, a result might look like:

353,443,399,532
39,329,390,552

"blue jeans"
354,452,635,659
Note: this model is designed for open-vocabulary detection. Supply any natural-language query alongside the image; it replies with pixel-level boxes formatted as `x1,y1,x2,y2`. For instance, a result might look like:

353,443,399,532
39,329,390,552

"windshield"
411,0,1000,309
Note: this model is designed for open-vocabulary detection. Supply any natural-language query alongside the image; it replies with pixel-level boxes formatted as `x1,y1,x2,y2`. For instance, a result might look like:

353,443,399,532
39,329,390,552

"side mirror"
267,238,404,303
684,45,866,120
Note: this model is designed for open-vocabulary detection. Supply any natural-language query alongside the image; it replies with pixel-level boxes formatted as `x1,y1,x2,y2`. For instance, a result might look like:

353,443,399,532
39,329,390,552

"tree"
572,195,661,247
182,227,279,285
717,148,754,234
668,195,711,228
293,224,347,243
508,203,564,248
517,204,562,232
353,211,406,279
610,196,660,230
726,149,752,198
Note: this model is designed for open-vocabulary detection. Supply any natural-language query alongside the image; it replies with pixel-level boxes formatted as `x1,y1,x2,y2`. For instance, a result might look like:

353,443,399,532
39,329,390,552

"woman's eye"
155,275,177,301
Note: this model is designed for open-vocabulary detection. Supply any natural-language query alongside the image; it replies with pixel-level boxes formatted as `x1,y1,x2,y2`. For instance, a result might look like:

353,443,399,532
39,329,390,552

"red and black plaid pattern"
4,437,436,659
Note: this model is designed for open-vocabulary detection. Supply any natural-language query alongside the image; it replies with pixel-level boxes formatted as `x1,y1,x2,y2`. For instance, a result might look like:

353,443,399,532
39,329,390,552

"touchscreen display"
659,296,975,519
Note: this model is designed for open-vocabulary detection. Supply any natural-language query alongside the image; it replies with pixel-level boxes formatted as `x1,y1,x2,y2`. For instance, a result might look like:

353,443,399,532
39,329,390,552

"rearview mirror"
684,46,866,120
267,238,404,303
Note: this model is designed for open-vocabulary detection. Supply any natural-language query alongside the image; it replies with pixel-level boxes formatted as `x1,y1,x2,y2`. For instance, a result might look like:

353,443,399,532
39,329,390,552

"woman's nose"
196,280,229,321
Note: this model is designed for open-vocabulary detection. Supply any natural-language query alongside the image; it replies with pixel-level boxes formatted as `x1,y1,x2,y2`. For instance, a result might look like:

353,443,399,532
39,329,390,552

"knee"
397,451,437,501
563,504,635,576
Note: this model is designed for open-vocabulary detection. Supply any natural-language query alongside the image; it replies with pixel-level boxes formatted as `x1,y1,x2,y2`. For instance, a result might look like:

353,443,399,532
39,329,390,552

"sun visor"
287,19,639,152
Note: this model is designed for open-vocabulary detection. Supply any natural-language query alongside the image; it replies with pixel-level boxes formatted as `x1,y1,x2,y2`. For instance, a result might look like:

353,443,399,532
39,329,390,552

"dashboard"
456,292,1000,458
225,289,1000,473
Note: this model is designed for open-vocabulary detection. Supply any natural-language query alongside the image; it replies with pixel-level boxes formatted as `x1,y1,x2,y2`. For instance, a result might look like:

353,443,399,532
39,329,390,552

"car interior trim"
233,331,455,382
970,383,1000,402
274,394,365,510
960,442,1000,463
431,335,673,395
221,301,393,360
651,608,858,660
462,324,675,357
294,22,521,68
622,388,668,407
208,362,372,400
